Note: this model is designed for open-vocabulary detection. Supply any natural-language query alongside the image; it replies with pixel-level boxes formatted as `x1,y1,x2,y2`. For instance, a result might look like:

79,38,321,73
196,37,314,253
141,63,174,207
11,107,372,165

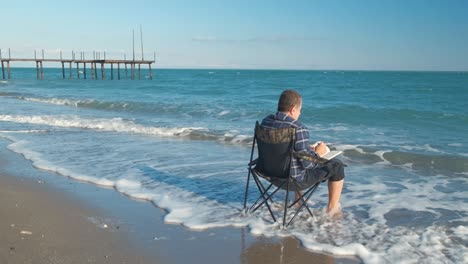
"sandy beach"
0,139,360,264
0,173,151,264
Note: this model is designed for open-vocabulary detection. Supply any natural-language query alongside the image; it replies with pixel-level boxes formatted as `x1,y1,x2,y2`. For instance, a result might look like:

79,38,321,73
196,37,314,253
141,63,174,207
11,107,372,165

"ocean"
1,68,467,263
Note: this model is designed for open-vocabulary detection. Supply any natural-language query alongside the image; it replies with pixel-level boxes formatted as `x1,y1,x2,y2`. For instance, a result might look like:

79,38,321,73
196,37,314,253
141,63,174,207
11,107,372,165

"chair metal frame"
243,121,332,227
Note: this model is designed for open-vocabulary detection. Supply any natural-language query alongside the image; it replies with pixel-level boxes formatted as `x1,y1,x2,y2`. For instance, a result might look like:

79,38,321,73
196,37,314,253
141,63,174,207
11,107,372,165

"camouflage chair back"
243,121,330,227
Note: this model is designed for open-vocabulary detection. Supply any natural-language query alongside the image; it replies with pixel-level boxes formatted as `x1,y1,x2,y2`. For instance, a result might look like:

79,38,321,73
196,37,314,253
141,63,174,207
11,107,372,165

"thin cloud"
192,35,321,44
192,36,221,42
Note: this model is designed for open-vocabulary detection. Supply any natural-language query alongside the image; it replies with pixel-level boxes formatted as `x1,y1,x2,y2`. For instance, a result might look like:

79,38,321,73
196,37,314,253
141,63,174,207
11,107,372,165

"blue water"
1,68,467,263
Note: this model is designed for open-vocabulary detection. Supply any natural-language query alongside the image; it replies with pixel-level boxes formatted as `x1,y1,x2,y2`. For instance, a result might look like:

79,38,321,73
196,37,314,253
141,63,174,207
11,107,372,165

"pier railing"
0,48,155,80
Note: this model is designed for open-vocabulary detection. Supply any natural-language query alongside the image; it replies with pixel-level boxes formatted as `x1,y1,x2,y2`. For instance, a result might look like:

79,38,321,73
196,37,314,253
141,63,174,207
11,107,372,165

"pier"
0,48,155,80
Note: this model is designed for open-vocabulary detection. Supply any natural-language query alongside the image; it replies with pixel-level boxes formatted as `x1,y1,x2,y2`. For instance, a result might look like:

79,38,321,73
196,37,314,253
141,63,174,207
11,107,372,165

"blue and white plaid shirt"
261,111,318,181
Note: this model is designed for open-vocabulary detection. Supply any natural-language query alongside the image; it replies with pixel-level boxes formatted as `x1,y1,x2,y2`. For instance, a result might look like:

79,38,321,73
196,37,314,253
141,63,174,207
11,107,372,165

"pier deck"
0,49,155,80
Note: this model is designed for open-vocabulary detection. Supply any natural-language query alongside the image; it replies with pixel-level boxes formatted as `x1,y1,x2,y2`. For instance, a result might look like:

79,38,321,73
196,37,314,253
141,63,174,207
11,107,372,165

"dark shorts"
271,158,345,191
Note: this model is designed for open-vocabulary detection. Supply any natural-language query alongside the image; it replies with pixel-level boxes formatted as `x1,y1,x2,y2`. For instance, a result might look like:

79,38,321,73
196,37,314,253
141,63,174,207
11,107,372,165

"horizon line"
3,66,468,73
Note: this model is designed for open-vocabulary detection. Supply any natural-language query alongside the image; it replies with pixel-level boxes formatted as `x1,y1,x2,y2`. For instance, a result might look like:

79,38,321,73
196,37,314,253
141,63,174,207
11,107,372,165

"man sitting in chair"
261,89,345,215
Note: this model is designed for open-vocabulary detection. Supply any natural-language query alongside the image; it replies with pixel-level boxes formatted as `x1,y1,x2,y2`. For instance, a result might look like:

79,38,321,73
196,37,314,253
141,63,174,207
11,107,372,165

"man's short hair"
277,90,302,112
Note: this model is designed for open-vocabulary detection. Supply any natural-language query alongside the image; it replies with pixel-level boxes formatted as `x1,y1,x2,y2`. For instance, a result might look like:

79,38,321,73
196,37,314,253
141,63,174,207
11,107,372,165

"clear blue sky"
1,0,467,70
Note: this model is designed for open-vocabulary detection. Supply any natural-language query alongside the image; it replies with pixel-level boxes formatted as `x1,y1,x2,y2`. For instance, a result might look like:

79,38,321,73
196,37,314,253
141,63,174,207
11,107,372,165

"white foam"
329,125,349,131
333,144,391,163
0,129,48,133
334,144,362,152
6,140,115,187
0,114,200,137
223,133,250,143
452,225,468,238
218,110,230,116
22,97,88,107
374,150,391,164
299,239,380,264
0,114,254,145
309,123,350,132
401,144,444,154
115,175,247,230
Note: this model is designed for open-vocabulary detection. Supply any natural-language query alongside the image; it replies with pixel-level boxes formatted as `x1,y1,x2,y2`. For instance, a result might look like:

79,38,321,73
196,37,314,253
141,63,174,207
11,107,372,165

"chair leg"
289,182,318,209
282,180,290,227
256,175,275,204
250,174,277,222
251,180,284,213
249,180,273,211
243,168,252,210
243,136,256,210
286,182,320,226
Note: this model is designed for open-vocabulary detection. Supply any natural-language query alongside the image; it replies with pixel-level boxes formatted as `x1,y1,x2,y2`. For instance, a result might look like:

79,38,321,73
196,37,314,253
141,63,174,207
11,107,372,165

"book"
311,142,343,160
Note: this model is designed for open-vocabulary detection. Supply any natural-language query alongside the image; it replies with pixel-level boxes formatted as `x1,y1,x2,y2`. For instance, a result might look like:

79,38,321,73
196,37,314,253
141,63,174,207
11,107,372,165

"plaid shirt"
261,112,318,181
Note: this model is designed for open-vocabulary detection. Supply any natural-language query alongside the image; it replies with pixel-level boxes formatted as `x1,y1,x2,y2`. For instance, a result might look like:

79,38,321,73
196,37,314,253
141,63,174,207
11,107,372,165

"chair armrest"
293,151,329,164
293,151,347,167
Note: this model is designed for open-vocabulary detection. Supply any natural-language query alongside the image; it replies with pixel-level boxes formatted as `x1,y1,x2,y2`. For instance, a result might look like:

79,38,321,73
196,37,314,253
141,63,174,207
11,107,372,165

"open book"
311,142,343,160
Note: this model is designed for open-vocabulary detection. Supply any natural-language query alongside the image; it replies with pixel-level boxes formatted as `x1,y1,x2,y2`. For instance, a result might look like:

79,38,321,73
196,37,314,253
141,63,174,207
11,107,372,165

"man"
261,89,345,215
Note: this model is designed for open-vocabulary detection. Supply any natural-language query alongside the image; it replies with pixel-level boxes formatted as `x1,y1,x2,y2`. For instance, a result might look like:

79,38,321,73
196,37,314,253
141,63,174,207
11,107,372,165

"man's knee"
328,159,345,182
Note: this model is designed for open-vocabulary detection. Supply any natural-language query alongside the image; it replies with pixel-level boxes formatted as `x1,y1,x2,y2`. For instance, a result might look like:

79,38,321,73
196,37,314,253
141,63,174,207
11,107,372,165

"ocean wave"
17,95,236,119
0,114,252,144
13,95,468,127
339,145,468,175
304,105,468,124
1,113,465,174
22,97,92,107
0,91,20,96
0,129,49,133
21,96,141,111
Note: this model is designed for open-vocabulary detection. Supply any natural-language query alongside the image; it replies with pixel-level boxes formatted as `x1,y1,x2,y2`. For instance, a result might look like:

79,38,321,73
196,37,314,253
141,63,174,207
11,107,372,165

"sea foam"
0,114,251,144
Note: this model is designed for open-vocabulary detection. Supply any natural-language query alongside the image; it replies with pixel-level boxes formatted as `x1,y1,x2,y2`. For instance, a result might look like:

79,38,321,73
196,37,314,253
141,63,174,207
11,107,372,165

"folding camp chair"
243,121,335,227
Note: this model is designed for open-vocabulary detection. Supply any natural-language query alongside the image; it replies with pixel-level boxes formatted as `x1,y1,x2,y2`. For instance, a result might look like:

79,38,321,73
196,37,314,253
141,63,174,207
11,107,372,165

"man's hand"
312,142,328,157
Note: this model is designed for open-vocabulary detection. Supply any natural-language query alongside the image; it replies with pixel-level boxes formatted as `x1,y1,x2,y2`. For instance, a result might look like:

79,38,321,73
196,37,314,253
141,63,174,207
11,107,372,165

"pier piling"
138,64,141,80
7,61,11,79
2,61,5,80
35,61,39,79
40,61,44,80
61,62,65,79
149,64,152,80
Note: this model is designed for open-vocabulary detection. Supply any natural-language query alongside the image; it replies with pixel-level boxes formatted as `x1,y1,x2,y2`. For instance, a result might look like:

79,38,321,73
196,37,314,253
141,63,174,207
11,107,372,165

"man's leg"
294,191,303,207
325,159,345,214
327,179,344,214
303,158,345,213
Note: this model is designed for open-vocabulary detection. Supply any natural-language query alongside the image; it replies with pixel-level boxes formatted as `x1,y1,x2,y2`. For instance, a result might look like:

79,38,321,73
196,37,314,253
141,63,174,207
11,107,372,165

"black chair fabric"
255,124,295,179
